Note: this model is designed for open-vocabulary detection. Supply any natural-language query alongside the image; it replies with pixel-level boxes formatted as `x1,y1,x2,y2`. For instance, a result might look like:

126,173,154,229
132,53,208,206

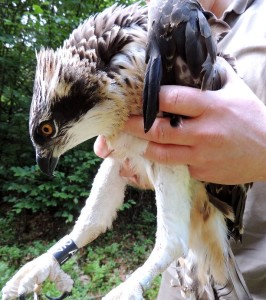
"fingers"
125,115,197,146
125,83,221,145
158,58,239,116
145,143,194,165
159,85,213,117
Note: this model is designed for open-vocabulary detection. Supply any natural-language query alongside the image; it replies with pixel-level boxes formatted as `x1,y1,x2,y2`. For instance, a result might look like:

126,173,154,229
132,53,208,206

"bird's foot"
102,279,144,300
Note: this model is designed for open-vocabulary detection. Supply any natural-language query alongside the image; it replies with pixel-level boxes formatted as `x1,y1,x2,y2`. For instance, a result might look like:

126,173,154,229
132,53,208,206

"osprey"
2,2,252,300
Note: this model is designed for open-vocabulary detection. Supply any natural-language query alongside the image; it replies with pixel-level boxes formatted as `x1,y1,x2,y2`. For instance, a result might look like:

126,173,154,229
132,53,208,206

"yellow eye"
39,122,54,137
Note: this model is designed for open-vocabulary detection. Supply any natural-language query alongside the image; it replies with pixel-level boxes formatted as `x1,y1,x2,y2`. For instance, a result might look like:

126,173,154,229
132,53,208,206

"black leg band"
48,236,79,265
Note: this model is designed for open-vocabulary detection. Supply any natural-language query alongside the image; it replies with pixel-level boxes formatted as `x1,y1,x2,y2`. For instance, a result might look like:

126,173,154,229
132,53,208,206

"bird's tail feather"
176,249,253,300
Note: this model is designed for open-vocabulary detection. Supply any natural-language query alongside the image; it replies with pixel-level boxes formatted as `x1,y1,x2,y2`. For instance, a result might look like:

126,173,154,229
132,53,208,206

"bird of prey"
2,1,252,300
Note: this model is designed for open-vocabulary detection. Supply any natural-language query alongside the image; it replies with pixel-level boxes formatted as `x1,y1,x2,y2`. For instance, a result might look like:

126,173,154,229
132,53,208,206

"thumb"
93,135,113,158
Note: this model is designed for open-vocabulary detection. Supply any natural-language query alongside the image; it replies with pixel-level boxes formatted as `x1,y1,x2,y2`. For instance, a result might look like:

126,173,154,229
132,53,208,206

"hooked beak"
36,153,59,176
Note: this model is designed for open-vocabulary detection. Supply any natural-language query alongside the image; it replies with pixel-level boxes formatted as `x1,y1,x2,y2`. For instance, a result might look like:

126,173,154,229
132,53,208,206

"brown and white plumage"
144,0,253,298
29,4,148,176
2,3,252,300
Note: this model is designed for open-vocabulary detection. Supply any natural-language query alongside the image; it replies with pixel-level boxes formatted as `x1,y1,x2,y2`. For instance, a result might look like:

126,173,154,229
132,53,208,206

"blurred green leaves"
0,0,113,221
2,146,101,222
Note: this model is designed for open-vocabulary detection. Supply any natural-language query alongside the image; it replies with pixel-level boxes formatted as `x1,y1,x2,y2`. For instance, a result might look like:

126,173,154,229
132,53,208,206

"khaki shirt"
157,0,266,299
220,0,266,299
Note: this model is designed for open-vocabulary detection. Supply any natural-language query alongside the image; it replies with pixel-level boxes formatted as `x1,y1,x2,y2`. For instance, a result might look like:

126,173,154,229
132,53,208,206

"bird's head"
29,3,147,176
29,47,129,176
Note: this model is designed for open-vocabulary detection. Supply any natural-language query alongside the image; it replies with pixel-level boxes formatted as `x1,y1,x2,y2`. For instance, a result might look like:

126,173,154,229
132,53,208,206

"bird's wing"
63,3,147,70
206,183,252,242
143,0,229,132
205,183,253,299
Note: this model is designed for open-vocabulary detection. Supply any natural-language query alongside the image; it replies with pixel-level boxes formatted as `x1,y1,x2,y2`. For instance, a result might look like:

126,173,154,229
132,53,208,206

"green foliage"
0,0,143,216
119,198,137,211
0,240,53,293
0,199,160,299
2,145,101,222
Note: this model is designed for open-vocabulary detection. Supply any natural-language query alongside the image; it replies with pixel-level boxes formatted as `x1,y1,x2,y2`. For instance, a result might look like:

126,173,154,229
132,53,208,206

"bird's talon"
45,291,71,300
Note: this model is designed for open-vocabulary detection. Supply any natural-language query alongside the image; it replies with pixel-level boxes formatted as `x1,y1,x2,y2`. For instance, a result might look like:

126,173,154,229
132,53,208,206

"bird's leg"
132,164,192,289
68,156,128,249
103,164,192,300
5,157,126,300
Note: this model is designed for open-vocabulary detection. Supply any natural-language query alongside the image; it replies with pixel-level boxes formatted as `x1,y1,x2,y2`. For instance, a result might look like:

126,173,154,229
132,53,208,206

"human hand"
94,137,151,188
1,253,73,300
94,58,266,184
122,58,266,184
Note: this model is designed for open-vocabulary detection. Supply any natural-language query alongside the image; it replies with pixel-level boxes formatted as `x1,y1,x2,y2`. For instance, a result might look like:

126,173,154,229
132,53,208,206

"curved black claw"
19,292,41,299
45,292,71,300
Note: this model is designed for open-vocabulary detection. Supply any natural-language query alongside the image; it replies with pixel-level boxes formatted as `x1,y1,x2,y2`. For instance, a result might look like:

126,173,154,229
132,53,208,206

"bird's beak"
36,153,59,176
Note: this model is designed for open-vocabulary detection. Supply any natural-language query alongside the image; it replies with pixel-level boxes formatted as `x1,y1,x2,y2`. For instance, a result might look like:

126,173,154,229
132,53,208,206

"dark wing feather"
143,41,162,132
206,183,252,242
143,0,229,132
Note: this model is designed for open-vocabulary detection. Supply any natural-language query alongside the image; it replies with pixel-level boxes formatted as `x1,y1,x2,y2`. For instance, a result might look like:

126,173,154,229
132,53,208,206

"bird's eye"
39,121,55,137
